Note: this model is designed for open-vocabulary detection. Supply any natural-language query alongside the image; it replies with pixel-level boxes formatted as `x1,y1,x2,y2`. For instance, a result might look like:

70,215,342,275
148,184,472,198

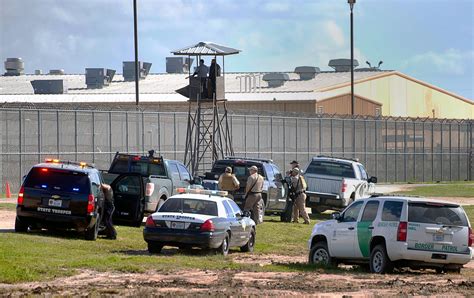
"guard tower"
172,42,240,175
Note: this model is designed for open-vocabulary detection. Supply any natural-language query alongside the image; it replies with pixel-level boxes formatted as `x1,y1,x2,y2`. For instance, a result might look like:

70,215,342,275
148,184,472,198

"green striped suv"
308,195,473,273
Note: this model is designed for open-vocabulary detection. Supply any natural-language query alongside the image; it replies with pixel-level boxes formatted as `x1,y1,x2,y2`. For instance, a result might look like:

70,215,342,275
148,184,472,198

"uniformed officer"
290,168,310,224
218,166,240,193
244,165,264,224
286,160,301,176
101,183,117,239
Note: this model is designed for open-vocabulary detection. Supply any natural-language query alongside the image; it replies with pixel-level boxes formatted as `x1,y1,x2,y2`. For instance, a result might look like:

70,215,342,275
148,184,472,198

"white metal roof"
172,41,241,56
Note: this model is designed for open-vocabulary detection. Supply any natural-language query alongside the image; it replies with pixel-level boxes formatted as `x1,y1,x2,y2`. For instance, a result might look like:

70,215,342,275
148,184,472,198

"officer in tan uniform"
218,167,240,194
244,165,264,224
290,167,310,224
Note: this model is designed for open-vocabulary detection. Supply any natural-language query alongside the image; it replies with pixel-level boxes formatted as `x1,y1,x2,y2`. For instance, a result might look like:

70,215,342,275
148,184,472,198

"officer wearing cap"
286,160,301,176
290,167,310,224
244,165,264,224
218,166,240,194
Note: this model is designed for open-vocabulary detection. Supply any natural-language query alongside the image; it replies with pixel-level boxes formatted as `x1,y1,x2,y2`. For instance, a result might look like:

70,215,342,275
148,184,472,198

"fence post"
92,111,95,163
74,111,78,161
56,110,60,158
342,119,345,157
38,110,42,163
173,113,177,160
19,110,22,185
125,112,129,153
109,111,112,163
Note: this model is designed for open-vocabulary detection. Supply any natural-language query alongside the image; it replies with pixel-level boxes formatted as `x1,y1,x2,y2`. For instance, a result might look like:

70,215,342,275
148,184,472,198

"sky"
1,0,473,100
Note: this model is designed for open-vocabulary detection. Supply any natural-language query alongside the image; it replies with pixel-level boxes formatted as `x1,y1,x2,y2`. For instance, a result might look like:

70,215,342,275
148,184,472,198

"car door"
177,163,192,187
356,200,380,258
272,165,287,210
263,164,278,209
110,173,145,225
228,199,250,246
222,200,243,246
167,162,186,192
330,201,364,258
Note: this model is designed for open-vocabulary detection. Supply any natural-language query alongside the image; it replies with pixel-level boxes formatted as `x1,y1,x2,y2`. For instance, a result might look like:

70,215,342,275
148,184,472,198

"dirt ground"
1,188,474,296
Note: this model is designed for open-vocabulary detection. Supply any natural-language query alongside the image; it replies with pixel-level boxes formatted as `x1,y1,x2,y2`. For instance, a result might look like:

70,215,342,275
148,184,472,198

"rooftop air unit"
49,69,65,75
122,61,152,81
4,58,25,76
166,57,194,73
31,79,67,94
328,59,359,72
262,73,290,88
85,68,116,89
35,70,42,75
294,66,320,80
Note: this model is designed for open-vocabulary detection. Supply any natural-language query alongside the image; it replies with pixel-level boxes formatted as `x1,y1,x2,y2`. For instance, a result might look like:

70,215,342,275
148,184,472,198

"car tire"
148,241,163,254
85,214,100,241
14,216,28,233
370,244,393,274
309,241,336,267
216,233,230,256
240,228,256,252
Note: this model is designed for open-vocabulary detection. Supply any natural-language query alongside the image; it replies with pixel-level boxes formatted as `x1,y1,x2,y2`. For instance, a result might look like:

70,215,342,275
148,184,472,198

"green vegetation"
0,214,328,283
463,205,474,223
396,184,474,198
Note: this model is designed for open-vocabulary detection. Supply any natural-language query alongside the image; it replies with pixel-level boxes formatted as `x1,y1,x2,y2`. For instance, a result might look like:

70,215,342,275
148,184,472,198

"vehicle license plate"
170,221,185,229
309,197,320,203
433,234,444,242
48,199,62,207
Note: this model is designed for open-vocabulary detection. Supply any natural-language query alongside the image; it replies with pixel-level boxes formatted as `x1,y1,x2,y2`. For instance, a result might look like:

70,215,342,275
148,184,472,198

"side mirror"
242,210,251,218
332,212,341,221
368,176,378,183
235,212,242,218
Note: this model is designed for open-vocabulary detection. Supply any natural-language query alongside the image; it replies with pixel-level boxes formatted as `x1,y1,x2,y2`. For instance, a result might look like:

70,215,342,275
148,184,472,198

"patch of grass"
396,184,474,197
0,203,17,211
0,214,328,283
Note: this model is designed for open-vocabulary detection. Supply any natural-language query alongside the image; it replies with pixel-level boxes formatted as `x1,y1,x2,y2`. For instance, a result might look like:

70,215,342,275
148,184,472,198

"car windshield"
305,161,355,178
109,157,166,177
408,202,468,226
24,167,90,194
158,198,218,216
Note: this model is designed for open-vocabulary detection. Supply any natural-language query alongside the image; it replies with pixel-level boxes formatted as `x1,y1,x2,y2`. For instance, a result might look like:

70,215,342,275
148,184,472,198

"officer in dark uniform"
101,183,117,239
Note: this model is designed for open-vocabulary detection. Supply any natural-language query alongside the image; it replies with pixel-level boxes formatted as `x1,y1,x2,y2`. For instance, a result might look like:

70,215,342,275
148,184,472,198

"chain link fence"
1,107,473,194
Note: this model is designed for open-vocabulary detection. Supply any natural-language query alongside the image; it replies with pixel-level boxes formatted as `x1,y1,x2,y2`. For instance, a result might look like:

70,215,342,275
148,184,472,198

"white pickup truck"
303,156,377,213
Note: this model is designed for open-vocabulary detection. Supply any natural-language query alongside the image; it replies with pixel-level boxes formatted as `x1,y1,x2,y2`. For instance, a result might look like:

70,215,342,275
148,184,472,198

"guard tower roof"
171,41,241,56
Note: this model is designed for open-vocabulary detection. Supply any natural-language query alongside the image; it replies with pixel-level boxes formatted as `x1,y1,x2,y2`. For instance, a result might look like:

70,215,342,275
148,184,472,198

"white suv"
308,195,473,273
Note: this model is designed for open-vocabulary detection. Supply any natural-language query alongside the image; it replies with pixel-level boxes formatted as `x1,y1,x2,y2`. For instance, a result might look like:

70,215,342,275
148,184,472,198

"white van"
308,195,473,273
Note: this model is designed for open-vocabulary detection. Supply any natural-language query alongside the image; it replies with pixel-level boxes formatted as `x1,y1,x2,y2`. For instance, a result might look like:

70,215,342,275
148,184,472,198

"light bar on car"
45,158,94,168
175,188,228,197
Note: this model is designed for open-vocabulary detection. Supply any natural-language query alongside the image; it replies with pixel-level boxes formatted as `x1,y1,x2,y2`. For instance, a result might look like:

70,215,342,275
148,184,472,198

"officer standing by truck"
101,183,117,239
218,166,240,195
290,168,310,224
244,165,264,224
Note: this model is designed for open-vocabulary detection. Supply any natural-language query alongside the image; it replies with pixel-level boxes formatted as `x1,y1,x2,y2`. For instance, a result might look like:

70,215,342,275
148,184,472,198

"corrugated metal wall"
1,108,472,194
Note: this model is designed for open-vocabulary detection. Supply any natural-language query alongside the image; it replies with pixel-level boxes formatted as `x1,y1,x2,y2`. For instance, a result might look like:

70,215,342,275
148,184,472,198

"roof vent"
31,79,67,94
262,73,290,88
294,66,320,80
35,70,42,75
122,61,152,81
166,57,194,73
49,69,65,75
4,58,24,76
85,68,116,89
328,59,359,72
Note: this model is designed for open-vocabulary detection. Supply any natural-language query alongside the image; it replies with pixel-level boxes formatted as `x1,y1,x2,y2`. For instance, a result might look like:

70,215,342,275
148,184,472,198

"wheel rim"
312,248,329,265
249,232,255,248
372,251,383,272
223,237,229,253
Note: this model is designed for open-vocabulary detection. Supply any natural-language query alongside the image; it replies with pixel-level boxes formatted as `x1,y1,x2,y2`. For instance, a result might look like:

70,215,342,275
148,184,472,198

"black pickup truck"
102,152,200,226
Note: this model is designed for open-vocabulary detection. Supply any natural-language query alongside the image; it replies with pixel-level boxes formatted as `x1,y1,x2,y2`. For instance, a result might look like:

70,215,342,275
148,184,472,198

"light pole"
348,0,356,116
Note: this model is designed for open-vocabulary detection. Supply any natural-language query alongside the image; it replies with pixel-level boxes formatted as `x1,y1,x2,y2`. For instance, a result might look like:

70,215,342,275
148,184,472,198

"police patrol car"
143,188,256,256
308,195,473,273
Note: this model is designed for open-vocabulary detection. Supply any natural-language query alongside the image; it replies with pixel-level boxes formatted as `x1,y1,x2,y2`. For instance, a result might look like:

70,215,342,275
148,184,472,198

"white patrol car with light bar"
143,188,256,256
308,195,473,273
